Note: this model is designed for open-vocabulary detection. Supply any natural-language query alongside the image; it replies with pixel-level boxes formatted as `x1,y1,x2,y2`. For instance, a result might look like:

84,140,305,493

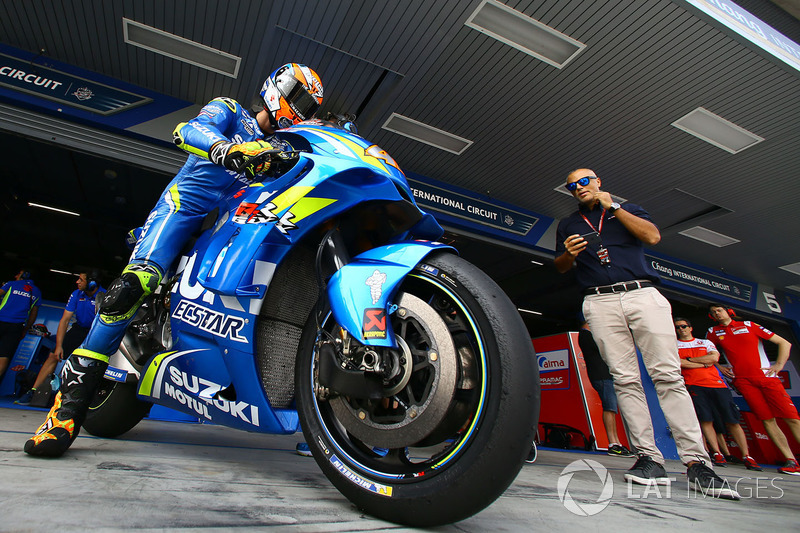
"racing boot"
24,351,107,457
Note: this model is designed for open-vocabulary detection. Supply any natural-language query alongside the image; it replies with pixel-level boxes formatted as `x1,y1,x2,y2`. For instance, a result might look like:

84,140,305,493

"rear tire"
83,380,152,438
295,252,539,527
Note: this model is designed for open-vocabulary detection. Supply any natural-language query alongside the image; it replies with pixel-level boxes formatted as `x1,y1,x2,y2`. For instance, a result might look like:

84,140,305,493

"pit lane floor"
1,401,798,532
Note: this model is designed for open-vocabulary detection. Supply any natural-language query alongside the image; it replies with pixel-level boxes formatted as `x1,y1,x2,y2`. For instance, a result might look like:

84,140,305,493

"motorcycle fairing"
326,241,455,347
137,347,299,433
194,125,442,298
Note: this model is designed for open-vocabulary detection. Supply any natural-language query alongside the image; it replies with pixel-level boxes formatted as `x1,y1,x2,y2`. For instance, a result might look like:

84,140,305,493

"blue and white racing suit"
79,97,287,360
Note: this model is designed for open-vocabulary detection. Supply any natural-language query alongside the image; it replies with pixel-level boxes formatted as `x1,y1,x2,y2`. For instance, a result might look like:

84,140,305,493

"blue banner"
407,177,539,236
0,52,151,115
647,254,753,303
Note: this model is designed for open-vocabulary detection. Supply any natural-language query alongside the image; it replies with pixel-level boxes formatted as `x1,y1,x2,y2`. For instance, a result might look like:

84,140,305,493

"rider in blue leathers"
26,63,324,457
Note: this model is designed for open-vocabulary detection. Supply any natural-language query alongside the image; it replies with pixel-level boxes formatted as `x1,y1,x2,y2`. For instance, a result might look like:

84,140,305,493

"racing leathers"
25,97,285,457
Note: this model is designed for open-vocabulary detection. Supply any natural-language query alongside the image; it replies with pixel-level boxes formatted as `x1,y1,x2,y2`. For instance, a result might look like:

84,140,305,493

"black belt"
584,280,653,295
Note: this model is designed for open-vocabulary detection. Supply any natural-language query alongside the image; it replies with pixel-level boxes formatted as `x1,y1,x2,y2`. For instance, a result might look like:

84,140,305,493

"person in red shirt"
706,304,800,475
674,317,761,471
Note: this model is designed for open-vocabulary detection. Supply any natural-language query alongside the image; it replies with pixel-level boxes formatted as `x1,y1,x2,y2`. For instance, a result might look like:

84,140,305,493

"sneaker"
624,455,670,485
742,456,762,471
295,442,313,457
607,444,635,457
687,462,740,500
777,459,800,476
14,389,35,405
526,442,537,464
712,451,727,467
725,454,743,465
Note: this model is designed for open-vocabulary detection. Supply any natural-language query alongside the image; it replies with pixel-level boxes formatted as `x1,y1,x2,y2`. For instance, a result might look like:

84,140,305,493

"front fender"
326,241,455,347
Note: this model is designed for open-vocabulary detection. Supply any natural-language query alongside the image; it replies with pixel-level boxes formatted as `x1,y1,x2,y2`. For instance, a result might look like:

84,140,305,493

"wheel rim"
309,272,489,481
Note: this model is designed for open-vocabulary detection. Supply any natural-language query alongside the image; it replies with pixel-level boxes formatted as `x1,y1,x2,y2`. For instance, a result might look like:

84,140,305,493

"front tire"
295,252,539,527
83,380,152,438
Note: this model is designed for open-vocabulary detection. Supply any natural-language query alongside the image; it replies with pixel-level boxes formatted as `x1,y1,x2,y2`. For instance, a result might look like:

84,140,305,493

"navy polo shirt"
65,287,106,328
555,202,660,290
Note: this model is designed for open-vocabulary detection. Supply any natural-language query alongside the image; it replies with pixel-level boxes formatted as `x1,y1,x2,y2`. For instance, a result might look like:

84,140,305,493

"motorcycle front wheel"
295,252,539,527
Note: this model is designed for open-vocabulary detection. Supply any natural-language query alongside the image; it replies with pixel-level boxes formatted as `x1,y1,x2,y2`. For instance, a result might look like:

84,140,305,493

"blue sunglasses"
565,176,597,192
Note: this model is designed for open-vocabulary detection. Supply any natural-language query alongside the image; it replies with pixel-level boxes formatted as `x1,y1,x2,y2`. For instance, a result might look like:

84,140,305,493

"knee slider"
98,265,161,321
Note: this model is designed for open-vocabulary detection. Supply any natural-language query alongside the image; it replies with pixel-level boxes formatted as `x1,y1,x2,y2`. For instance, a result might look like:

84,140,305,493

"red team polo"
677,338,727,388
706,321,799,420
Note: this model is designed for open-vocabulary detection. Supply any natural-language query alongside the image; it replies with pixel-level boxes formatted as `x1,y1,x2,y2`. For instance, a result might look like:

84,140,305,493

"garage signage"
0,53,151,115
408,178,538,236
647,254,753,302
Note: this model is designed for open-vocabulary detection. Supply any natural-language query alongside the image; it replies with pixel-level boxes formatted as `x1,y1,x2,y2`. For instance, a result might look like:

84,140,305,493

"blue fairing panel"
326,241,455,347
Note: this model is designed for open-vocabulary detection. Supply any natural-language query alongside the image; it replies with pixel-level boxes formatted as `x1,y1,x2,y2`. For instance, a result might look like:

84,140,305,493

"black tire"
295,252,539,527
83,379,152,438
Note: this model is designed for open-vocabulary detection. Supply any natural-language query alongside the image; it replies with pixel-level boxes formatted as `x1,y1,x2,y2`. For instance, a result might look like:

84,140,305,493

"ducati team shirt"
677,337,726,388
706,321,775,378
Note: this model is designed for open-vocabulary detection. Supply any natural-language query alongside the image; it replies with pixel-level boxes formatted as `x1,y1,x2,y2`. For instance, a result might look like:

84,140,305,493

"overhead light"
123,18,241,78
779,262,800,276
517,308,542,316
671,107,764,154
50,269,77,276
679,226,740,247
28,202,80,217
465,0,586,68
382,113,472,154
530,260,544,266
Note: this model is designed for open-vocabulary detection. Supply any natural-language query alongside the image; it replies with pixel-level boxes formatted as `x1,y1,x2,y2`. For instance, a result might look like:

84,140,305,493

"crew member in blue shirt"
0,269,41,382
555,168,737,500
16,271,105,405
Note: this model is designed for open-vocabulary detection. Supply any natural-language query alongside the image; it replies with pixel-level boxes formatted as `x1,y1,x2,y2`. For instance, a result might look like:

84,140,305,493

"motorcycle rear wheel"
83,380,152,438
295,252,539,527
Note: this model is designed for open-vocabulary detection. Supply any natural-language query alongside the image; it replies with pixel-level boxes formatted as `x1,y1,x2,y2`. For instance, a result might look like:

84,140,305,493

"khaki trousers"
583,287,709,464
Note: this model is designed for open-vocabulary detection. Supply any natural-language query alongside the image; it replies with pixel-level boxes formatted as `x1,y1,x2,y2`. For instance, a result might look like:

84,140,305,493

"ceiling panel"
0,0,799,315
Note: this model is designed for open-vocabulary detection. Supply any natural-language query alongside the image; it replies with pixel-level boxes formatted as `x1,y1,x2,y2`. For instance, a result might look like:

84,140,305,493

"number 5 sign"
762,292,782,314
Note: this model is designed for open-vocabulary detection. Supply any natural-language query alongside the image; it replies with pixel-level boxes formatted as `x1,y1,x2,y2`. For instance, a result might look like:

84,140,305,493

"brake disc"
328,292,458,448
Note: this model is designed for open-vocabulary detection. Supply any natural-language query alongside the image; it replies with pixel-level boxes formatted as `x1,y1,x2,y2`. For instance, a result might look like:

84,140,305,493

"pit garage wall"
1,42,798,336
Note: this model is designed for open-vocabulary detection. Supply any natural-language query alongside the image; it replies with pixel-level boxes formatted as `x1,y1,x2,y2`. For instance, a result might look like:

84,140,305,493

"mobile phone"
579,231,602,248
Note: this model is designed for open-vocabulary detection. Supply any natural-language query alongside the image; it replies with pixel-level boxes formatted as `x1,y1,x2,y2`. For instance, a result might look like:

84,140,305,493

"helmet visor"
275,74,320,121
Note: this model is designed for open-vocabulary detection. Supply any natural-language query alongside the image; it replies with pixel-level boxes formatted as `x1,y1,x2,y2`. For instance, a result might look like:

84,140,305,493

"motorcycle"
82,119,540,527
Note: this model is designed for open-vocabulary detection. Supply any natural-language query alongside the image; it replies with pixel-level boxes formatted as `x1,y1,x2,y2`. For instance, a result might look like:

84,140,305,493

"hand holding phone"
579,231,602,248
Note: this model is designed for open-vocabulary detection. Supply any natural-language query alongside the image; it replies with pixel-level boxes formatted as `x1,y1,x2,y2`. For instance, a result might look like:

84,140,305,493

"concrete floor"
1,401,798,532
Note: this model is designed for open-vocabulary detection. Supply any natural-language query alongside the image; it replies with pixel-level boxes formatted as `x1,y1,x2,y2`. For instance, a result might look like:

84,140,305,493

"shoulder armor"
211,97,240,113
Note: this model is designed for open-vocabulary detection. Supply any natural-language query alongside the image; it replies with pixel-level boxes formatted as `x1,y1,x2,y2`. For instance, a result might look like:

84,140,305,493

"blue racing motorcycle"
82,119,540,527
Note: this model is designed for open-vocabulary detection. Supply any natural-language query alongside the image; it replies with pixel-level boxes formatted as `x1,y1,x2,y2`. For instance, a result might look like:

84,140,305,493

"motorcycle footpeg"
317,343,385,400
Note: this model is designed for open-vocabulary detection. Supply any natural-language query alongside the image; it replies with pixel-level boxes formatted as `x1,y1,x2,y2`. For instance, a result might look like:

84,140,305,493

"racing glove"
210,139,275,180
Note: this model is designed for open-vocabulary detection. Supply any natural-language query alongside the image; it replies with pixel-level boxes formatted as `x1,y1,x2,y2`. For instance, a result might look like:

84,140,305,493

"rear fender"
326,241,455,347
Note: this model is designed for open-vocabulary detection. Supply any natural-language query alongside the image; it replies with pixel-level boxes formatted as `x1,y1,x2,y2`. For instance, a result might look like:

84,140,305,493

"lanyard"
580,209,606,234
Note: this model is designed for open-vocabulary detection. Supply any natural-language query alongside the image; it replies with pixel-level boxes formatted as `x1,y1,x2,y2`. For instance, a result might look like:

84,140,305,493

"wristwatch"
608,202,621,213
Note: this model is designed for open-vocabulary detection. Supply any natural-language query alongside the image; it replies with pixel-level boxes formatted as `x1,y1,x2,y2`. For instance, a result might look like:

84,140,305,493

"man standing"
555,168,738,499
673,316,761,471
0,269,42,382
15,271,105,405
706,304,800,475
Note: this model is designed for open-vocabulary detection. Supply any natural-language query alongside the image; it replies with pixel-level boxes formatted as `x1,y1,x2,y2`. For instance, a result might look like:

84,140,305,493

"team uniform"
25,61,323,459
707,321,799,421
677,337,740,425
0,278,41,357
79,97,288,359
61,287,105,357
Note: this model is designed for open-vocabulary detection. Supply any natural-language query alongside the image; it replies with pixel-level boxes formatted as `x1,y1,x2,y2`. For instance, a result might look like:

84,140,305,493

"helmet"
260,63,323,129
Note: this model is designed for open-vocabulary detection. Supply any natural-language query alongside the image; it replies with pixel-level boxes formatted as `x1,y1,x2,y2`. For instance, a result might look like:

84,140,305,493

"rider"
25,63,324,457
